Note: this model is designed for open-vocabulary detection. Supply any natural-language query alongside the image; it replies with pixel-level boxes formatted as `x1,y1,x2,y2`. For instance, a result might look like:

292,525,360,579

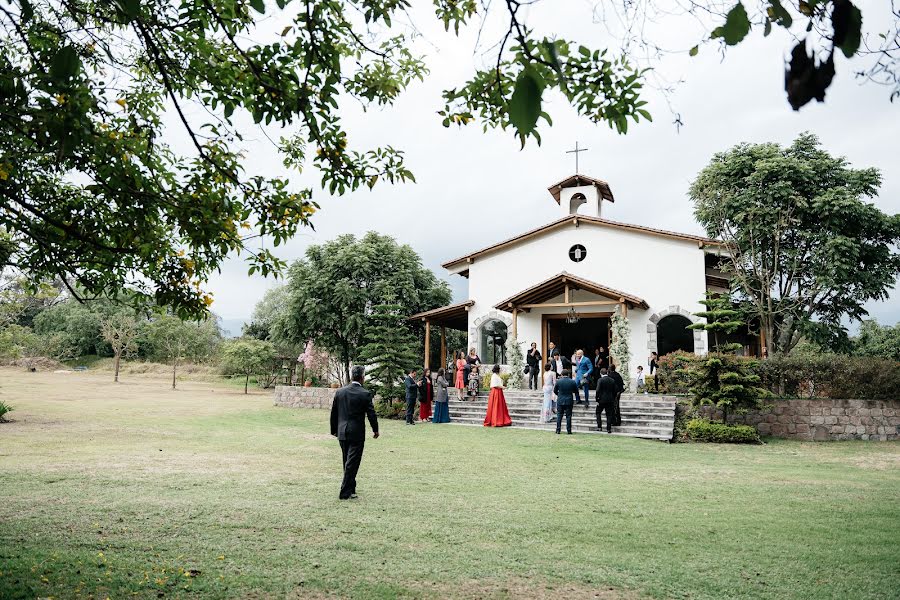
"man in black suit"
608,364,625,426
552,369,581,434
595,368,618,433
330,365,379,500
403,368,418,425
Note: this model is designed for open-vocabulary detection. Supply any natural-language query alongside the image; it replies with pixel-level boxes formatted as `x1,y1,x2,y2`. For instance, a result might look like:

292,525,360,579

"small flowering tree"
504,331,526,389
610,306,632,389
297,341,336,386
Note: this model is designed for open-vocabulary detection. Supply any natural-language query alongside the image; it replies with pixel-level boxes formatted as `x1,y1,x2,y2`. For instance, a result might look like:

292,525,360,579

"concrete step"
448,408,673,426
447,417,673,440
448,403,674,419
443,392,677,441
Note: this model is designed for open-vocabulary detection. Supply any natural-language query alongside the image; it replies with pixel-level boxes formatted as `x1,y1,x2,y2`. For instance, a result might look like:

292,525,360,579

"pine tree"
687,353,770,424
687,293,769,423
688,293,745,352
610,306,632,389
505,330,526,389
357,303,420,402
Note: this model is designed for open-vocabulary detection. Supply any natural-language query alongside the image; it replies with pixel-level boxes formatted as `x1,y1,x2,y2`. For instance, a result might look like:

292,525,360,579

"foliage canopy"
691,133,900,356
1,0,894,317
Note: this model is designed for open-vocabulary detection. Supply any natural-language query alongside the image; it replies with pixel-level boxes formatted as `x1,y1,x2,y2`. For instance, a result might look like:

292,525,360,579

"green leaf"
764,19,772,37
250,0,265,14
20,0,34,22
50,46,80,83
716,2,752,46
116,0,140,22
507,68,543,137
832,0,862,58
766,0,793,27
689,45,699,57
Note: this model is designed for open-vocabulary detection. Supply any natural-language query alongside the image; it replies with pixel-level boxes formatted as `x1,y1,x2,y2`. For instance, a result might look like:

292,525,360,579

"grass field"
1,368,898,599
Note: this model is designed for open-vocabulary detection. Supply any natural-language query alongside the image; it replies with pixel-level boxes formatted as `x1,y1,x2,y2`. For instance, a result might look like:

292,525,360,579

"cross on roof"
566,141,589,174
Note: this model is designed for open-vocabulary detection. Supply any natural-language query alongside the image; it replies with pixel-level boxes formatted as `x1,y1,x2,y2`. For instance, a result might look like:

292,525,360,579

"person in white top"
483,364,512,427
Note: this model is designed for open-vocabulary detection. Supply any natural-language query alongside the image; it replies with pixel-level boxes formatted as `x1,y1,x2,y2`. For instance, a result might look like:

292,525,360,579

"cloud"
201,1,899,331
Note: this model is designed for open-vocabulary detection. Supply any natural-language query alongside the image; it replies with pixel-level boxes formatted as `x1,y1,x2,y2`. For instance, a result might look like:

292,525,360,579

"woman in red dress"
483,364,512,427
418,368,433,422
454,351,466,400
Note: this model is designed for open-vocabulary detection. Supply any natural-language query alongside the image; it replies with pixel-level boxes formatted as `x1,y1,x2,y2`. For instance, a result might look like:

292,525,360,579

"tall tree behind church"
691,133,900,356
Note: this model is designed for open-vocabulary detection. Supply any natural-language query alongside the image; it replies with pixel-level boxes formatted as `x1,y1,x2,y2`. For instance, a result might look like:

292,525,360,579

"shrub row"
683,418,761,444
657,351,899,400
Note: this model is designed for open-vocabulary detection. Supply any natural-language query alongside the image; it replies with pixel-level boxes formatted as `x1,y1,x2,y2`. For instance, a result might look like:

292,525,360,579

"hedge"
657,351,899,400
684,418,761,444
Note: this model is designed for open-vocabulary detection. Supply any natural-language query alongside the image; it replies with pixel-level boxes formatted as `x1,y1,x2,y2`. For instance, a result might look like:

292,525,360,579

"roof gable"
494,272,648,311
442,215,720,270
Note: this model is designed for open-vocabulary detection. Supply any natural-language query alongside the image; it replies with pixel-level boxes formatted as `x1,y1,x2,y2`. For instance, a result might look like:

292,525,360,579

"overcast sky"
191,1,899,334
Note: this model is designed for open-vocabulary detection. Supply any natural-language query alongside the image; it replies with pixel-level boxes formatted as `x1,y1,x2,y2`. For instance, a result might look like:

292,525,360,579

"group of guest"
403,347,512,427
453,348,483,400
549,364,625,434
404,367,451,425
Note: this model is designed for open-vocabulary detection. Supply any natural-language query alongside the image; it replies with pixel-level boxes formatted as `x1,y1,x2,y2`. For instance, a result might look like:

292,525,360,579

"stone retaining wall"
697,398,899,441
273,385,337,410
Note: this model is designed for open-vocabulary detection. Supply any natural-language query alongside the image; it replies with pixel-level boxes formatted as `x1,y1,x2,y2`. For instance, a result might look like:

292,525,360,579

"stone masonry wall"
697,398,899,441
273,385,336,410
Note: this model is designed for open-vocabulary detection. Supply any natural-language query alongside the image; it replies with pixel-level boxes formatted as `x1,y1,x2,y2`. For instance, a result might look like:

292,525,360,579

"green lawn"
1,369,898,599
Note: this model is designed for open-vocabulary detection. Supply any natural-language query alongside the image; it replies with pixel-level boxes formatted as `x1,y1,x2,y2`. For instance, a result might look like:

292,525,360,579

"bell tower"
547,174,615,218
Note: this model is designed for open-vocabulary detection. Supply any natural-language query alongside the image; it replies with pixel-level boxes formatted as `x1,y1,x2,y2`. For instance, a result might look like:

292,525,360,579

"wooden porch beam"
440,326,447,370
518,300,620,309
424,320,431,369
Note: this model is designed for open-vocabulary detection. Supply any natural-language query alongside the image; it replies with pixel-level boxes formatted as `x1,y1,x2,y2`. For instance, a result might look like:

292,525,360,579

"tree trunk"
722,406,728,425
172,357,177,390
114,352,121,382
245,373,249,394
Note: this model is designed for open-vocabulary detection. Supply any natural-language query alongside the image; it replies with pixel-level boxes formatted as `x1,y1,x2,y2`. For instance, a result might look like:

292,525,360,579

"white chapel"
411,174,738,383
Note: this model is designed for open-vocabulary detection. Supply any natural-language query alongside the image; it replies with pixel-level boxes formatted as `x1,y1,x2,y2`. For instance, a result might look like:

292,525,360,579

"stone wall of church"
273,385,336,409
693,398,900,441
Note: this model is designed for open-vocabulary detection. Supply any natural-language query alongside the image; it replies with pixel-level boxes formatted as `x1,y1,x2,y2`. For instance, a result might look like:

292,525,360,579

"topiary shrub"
684,418,761,444
374,399,406,420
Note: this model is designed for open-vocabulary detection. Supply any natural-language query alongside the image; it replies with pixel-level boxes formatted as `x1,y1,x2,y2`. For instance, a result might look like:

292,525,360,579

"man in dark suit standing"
608,364,625,426
330,365,379,500
595,368,618,433
552,369,581,434
404,368,418,425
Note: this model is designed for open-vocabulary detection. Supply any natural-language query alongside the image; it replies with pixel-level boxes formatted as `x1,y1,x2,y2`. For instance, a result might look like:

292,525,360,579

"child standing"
467,365,480,399
635,365,646,393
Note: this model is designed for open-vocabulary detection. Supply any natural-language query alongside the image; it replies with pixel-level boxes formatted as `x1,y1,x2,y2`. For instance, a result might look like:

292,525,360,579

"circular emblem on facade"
569,244,587,263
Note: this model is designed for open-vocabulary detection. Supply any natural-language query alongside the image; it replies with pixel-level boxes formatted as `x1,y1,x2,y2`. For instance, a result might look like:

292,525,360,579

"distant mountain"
219,318,248,338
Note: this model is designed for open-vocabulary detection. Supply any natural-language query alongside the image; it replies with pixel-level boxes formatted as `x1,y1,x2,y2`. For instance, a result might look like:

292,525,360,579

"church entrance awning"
493,272,649,312
409,300,473,331
408,301,473,370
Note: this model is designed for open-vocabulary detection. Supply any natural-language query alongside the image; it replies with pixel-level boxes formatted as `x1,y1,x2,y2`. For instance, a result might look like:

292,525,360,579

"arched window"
657,315,695,356
569,192,587,215
479,320,507,364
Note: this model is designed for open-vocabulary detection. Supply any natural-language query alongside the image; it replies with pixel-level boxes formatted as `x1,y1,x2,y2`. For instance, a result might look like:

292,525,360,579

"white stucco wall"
459,220,709,379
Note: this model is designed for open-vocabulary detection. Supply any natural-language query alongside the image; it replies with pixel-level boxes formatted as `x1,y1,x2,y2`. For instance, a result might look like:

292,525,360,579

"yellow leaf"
217,555,224,560
115,98,127,108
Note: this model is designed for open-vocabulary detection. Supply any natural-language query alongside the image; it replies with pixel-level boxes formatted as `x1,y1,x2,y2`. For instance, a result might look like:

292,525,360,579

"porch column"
424,320,431,369
512,308,519,340
440,326,447,370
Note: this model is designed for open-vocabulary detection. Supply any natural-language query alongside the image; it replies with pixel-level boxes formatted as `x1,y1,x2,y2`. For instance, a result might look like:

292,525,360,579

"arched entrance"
657,315,695,356
479,319,507,364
